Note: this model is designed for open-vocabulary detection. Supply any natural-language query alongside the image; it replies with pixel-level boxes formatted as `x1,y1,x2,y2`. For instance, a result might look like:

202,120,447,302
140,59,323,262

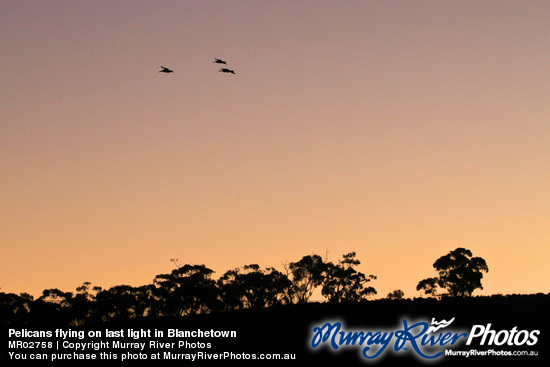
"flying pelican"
159,66,174,73
219,68,235,74
213,58,227,64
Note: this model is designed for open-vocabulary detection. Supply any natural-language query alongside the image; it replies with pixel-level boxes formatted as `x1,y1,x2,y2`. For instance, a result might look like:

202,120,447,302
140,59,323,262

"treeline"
1,252,378,327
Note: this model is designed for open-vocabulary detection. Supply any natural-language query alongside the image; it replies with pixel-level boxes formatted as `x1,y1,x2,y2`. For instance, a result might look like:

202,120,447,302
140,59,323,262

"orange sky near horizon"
1,1,549,300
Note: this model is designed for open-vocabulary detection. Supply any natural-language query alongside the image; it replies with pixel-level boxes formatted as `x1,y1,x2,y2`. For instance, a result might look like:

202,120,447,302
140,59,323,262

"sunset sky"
1,1,549,300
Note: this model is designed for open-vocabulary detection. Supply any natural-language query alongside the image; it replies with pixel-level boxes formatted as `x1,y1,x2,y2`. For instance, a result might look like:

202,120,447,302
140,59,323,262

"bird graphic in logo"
427,317,456,333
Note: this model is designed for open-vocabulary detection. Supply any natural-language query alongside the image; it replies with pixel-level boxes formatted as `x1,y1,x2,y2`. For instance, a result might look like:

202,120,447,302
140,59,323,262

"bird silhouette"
219,68,235,74
213,58,227,64
159,66,174,73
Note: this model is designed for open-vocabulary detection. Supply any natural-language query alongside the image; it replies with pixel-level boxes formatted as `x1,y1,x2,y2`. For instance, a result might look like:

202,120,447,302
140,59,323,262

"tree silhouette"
218,264,291,311
321,252,377,303
386,289,405,300
153,264,219,316
0,292,31,326
417,278,440,298
0,250,492,327
417,247,489,297
38,288,73,305
288,255,328,303
28,289,76,327
70,282,100,325
95,284,153,321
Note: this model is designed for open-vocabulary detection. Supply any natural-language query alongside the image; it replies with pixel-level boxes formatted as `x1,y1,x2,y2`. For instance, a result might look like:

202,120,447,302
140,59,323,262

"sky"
1,1,549,300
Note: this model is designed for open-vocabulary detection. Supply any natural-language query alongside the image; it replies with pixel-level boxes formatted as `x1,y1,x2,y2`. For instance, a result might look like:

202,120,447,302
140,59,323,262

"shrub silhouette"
387,289,405,300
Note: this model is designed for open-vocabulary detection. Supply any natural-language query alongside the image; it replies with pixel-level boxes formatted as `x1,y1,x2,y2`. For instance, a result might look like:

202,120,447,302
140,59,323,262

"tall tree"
288,255,327,303
153,264,219,316
417,247,489,297
71,282,100,325
321,252,377,303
